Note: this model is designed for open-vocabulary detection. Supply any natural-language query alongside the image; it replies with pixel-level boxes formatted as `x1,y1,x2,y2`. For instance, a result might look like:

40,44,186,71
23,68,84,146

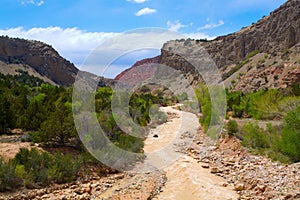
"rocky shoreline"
0,171,166,200
188,128,300,200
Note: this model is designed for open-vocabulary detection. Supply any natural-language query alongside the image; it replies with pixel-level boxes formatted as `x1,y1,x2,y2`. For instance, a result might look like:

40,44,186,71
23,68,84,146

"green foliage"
279,106,300,162
251,89,283,119
226,87,300,163
241,122,269,149
278,96,300,115
226,89,286,119
258,59,265,64
233,117,300,163
282,49,290,54
148,104,167,126
48,153,81,183
32,93,45,103
290,84,300,96
0,96,15,133
6,148,83,189
116,132,144,153
13,148,52,187
95,87,167,153
0,159,21,191
196,84,211,132
39,102,76,146
196,83,225,135
227,120,238,137
28,131,42,143
177,92,188,102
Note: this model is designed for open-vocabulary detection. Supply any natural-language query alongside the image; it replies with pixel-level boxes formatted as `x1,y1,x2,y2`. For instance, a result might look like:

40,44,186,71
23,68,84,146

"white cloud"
0,26,217,78
197,20,225,30
126,0,147,3
167,20,186,32
37,0,44,6
21,0,44,6
0,27,182,77
0,27,118,67
135,7,157,16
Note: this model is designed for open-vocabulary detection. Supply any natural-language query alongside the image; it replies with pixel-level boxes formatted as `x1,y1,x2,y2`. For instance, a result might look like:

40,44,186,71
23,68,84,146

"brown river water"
145,106,238,200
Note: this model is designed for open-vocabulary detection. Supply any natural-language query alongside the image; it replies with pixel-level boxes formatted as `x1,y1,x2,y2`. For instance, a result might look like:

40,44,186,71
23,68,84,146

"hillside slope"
0,36,78,86
0,36,116,87
116,0,300,92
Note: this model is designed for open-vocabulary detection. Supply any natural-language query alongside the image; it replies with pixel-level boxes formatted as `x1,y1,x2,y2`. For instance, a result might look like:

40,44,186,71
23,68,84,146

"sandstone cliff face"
116,0,300,93
159,0,300,92
162,0,300,70
203,0,300,68
0,36,78,86
114,56,160,85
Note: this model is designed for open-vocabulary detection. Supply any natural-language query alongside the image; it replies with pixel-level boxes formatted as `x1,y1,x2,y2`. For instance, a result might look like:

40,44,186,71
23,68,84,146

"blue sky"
0,0,287,78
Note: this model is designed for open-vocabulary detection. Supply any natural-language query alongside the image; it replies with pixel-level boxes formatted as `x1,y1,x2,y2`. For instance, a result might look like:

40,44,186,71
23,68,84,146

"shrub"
196,84,226,138
279,106,300,162
0,159,21,191
278,96,300,115
250,89,283,119
28,131,42,143
267,151,291,164
241,122,269,149
227,120,238,137
13,148,52,187
13,148,82,187
177,92,188,102
196,84,212,132
48,154,81,184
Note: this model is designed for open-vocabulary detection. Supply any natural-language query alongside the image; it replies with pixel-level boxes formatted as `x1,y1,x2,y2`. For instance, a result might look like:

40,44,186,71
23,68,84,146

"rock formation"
116,0,300,93
0,36,115,87
0,36,78,86
115,56,160,85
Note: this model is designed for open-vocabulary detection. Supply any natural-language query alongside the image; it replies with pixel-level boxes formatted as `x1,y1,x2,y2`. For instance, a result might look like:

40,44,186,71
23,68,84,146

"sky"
0,0,287,78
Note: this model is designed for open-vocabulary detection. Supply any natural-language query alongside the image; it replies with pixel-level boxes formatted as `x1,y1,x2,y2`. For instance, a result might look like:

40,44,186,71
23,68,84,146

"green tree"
279,106,300,162
40,103,76,146
0,96,15,133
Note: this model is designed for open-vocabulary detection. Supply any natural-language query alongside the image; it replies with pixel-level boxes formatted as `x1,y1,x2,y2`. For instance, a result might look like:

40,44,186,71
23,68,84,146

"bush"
279,106,300,162
251,89,283,120
49,154,81,183
196,84,226,137
13,148,82,188
14,148,52,187
177,92,188,102
227,120,238,137
267,151,291,164
278,96,300,115
0,159,21,191
241,122,269,149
